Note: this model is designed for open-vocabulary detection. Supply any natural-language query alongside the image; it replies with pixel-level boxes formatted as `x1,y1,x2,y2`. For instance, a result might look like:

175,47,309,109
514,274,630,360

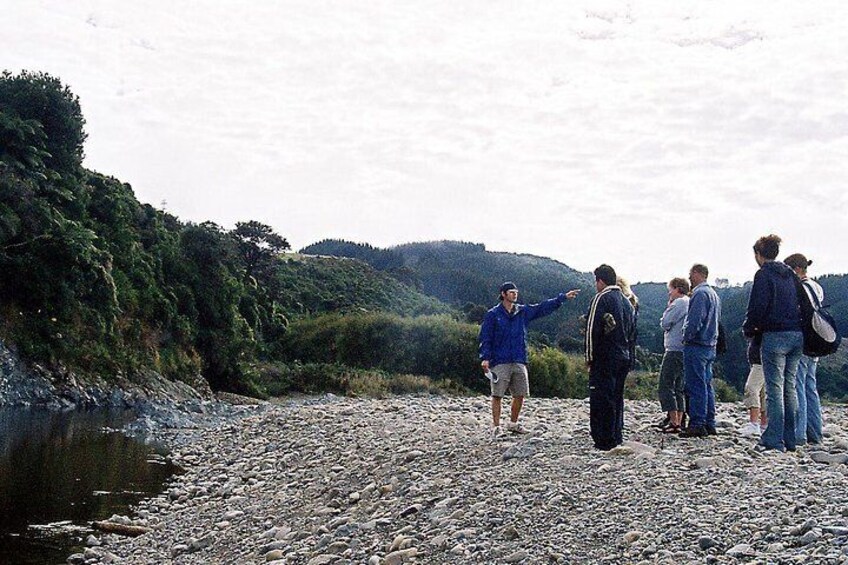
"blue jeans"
684,344,716,428
795,354,823,445
760,331,803,451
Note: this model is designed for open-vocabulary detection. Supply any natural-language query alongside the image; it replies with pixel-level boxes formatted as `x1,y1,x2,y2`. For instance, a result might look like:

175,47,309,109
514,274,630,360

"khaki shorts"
491,363,529,398
743,364,766,411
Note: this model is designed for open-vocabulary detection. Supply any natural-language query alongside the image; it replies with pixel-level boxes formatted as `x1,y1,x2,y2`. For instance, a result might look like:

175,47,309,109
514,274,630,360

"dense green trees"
302,239,404,272
273,255,448,318
1,79,115,370
232,220,290,280
301,239,419,288
0,75,274,388
0,71,458,393
0,70,87,177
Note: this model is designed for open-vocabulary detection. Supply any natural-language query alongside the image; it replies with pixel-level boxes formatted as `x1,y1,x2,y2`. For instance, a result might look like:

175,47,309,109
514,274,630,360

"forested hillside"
0,71,451,395
302,239,595,349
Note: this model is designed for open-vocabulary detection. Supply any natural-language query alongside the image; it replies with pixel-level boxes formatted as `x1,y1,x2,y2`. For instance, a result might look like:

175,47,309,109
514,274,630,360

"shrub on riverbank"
527,346,588,398
281,313,481,388
242,361,468,399
281,313,598,398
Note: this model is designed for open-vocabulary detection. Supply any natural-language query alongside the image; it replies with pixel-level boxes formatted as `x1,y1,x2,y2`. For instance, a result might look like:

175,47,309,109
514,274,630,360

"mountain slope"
274,254,449,318
302,239,595,349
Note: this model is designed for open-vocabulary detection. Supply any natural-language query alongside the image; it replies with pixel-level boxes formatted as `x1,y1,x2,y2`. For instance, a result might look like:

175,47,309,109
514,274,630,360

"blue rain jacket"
478,294,566,366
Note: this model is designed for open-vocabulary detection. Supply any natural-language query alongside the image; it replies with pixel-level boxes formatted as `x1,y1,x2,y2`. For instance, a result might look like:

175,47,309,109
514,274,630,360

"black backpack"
795,278,840,357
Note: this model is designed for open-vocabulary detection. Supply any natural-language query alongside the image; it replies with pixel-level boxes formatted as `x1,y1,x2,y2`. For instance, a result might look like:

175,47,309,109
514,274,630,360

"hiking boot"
738,422,761,438
679,426,708,438
507,421,529,434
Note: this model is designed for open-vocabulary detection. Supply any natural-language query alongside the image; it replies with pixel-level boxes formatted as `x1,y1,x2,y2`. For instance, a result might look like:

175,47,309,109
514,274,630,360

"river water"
0,407,180,564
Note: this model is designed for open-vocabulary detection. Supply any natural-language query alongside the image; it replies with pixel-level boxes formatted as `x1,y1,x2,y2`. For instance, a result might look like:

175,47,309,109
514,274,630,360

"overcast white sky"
4,1,848,283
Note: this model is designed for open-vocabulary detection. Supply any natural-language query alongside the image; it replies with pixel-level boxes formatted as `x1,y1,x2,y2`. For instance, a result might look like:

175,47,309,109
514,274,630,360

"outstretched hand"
565,289,580,299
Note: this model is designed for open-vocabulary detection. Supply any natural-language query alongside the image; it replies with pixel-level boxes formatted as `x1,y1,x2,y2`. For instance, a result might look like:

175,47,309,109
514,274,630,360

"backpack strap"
802,281,822,310
793,274,815,322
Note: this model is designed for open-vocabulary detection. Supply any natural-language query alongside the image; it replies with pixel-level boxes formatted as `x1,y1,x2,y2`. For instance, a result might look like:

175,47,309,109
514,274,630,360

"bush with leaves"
241,361,467,399
282,313,480,387
283,312,600,397
527,347,589,398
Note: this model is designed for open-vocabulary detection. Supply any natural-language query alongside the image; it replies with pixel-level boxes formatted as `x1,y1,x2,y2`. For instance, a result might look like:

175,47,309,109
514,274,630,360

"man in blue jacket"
479,282,580,438
680,263,721,438
584,265,637,450
743,234,803,452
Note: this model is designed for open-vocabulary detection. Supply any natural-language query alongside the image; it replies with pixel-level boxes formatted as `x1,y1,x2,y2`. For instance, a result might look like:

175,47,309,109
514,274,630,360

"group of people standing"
656,264,721,438
478,233,825,453
738,235,824,452
655,234,826,452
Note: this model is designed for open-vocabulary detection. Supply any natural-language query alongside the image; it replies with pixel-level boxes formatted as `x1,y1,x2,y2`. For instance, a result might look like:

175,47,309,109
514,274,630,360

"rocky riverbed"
69,395,848,564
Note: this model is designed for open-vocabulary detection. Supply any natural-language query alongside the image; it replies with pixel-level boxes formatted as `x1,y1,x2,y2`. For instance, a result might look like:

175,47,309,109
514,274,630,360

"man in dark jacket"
479,282,580,438
743,234,803,452
584,264,637,450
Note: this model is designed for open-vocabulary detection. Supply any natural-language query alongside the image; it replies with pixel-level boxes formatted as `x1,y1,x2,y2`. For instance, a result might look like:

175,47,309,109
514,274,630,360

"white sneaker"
507,421,529,434
491,426,503,439
738,422,761,438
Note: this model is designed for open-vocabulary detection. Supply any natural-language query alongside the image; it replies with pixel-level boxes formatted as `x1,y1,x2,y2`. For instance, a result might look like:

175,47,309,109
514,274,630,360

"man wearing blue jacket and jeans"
743,234,803,452
680,264,721,438
479,282,579,438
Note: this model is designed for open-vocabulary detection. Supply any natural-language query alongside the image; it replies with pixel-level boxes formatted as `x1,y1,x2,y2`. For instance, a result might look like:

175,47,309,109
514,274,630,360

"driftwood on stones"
92,521,151,537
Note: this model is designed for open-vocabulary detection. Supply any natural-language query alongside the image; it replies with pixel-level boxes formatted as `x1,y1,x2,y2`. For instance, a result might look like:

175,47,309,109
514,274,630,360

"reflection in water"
0,407,180,565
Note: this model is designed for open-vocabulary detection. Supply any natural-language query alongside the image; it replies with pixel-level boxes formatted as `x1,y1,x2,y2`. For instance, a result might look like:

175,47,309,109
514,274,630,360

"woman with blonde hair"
617,276,639,311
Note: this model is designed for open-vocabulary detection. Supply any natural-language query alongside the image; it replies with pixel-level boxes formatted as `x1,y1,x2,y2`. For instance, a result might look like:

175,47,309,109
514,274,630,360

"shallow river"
0,407,180,564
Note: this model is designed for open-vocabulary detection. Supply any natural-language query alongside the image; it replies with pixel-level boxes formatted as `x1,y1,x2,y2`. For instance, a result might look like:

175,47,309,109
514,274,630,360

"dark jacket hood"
762,260,796,279
743,259,802,335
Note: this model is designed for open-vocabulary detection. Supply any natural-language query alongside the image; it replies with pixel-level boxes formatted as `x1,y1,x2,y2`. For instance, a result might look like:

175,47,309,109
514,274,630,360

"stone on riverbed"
79,397,848,564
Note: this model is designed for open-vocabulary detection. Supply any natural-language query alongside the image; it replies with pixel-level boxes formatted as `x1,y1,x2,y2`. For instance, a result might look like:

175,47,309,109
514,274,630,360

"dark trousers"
589,358,630,450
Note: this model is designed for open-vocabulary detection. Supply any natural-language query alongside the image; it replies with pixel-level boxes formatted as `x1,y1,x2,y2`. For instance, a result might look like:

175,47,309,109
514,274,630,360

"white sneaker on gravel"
491,426,503,439
738,422,761,438
507,421,529,434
